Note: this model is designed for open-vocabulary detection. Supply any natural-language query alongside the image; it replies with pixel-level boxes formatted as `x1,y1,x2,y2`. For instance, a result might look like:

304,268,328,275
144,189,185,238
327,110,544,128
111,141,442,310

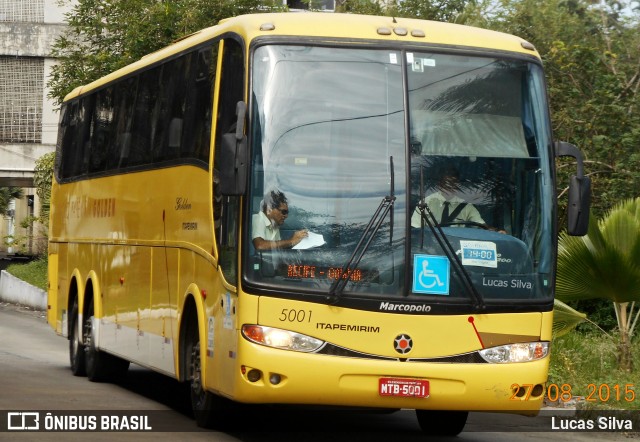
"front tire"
415,410,468,436
187,325,236,429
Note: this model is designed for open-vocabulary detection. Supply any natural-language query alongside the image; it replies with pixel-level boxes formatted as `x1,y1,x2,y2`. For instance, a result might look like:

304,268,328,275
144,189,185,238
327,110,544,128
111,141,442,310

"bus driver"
411,167,506,233
252,190,308,250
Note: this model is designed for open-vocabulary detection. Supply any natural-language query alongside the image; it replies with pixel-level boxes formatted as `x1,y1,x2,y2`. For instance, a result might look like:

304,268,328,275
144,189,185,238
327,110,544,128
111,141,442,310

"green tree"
333,0,640,222
51,1,640,219
490,0,640,220
0,187,23,216
49,0,282,104
34,152,55,228
337,0,481,22
394,0,470,21
336,0,384,15
556,198,640,372
0,187,24,253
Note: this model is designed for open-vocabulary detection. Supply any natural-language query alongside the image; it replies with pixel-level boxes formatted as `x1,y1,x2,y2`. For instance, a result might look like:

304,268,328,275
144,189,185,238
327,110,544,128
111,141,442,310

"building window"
0,57,44,143
0,0,44,22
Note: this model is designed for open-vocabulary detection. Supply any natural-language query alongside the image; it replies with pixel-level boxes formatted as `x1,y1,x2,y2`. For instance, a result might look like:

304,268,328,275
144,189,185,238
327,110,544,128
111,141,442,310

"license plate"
379,378,430,398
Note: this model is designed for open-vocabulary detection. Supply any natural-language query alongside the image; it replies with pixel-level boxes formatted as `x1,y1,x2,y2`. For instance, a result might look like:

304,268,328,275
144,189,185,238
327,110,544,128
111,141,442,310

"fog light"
247,369,261,382
532,384,544,397
269,373,282,385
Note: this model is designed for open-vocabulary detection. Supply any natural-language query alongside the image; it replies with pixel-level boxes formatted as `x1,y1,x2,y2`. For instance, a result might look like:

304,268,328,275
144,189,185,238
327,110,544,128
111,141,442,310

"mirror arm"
555,141,584,177
235,101,246,141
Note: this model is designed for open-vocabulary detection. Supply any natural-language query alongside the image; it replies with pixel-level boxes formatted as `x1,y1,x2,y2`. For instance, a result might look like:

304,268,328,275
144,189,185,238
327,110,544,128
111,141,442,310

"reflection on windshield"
244,45,554,307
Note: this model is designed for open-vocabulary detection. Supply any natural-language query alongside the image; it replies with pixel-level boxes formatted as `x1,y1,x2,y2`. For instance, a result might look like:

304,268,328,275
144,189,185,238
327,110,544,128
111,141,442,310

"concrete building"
0,0,72,256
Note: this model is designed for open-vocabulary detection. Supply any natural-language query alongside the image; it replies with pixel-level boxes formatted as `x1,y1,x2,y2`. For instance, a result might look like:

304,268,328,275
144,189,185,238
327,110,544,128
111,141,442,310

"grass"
5,257,48,291
548,329,640,410
4,258,639,409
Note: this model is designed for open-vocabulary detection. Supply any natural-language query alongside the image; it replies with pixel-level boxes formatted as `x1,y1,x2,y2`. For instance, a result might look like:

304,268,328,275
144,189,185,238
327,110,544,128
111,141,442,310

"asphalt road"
0,302,636,441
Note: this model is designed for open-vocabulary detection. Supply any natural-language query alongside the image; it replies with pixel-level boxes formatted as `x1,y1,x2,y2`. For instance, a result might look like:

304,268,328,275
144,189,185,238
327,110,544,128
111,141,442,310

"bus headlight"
242,325,324,353
478,342,549,363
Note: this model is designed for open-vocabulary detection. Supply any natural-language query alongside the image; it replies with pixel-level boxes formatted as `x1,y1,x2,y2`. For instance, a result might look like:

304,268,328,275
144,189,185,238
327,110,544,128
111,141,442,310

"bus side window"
129,66,161,167
214,38,244,284
89,88,113,174
182,46,215,165
107,77,136,171
151,56,188,163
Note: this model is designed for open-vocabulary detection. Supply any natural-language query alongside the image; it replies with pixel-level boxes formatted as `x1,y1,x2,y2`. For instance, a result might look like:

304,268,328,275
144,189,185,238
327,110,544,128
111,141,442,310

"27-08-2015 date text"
510,382,636,403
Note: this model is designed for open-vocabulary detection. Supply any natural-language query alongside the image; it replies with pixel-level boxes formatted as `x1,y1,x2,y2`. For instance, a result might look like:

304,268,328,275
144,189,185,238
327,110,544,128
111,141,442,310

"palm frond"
557,201,640,304
552,299,587,338
600,209,640,258
556,231,602,301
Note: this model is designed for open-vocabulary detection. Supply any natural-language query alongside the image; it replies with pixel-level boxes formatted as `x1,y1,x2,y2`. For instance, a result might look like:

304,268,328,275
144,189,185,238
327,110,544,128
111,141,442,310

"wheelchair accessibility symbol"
412,255,450,295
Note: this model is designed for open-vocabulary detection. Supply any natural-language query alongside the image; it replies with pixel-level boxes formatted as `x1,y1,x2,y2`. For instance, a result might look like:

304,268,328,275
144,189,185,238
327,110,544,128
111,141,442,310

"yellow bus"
47,12,590,434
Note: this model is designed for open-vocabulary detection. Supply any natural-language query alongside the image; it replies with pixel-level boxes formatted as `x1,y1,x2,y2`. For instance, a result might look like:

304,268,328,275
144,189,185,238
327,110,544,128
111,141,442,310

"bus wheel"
187,331,235,429
415,410,468,436
69,298,86,376
83,298,129,382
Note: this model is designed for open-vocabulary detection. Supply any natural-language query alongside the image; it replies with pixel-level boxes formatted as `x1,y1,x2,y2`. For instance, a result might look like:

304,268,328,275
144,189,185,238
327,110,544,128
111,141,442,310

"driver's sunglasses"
277,208,289,215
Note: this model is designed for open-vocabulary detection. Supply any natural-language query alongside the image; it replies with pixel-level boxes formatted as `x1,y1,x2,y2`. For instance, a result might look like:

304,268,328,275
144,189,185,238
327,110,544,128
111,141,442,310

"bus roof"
64,12,539,101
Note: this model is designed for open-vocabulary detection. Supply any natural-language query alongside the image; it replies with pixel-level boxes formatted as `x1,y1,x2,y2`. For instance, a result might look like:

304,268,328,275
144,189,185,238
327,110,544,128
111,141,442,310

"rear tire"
84,298,130,382
415,410,468,436
69,298,86,376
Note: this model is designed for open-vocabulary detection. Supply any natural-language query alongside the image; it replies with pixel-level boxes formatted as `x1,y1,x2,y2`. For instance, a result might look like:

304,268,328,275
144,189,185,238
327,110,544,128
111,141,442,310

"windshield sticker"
390,53,398,64
460,240,497,268
409,56,436,73
412,255,450,295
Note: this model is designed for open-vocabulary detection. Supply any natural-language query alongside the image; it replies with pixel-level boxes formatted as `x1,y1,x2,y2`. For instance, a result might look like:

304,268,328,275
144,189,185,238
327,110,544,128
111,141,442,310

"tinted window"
88,88,114,173
56,43,217,182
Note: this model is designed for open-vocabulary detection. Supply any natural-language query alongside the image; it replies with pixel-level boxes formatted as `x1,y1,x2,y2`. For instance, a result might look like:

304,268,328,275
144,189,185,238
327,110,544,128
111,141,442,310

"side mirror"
555,141,591,236
218,102,248,196
567,175,591,235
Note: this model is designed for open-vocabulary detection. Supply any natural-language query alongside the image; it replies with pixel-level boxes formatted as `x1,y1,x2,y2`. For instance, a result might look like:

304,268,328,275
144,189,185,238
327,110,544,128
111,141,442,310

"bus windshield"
245,44,554,309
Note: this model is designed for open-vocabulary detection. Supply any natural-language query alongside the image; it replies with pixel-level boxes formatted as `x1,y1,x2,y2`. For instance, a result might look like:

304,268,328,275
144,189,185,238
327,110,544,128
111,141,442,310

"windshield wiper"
327,156,396,304
416,166,485,311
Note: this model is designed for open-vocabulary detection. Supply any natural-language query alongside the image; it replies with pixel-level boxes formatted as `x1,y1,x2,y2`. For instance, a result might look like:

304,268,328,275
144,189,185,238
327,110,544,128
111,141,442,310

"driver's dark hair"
262,190,288,212
440,165,460,181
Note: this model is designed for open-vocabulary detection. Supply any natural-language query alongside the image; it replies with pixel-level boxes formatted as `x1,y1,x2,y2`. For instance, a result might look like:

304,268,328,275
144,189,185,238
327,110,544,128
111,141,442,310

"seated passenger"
252,190,308,250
